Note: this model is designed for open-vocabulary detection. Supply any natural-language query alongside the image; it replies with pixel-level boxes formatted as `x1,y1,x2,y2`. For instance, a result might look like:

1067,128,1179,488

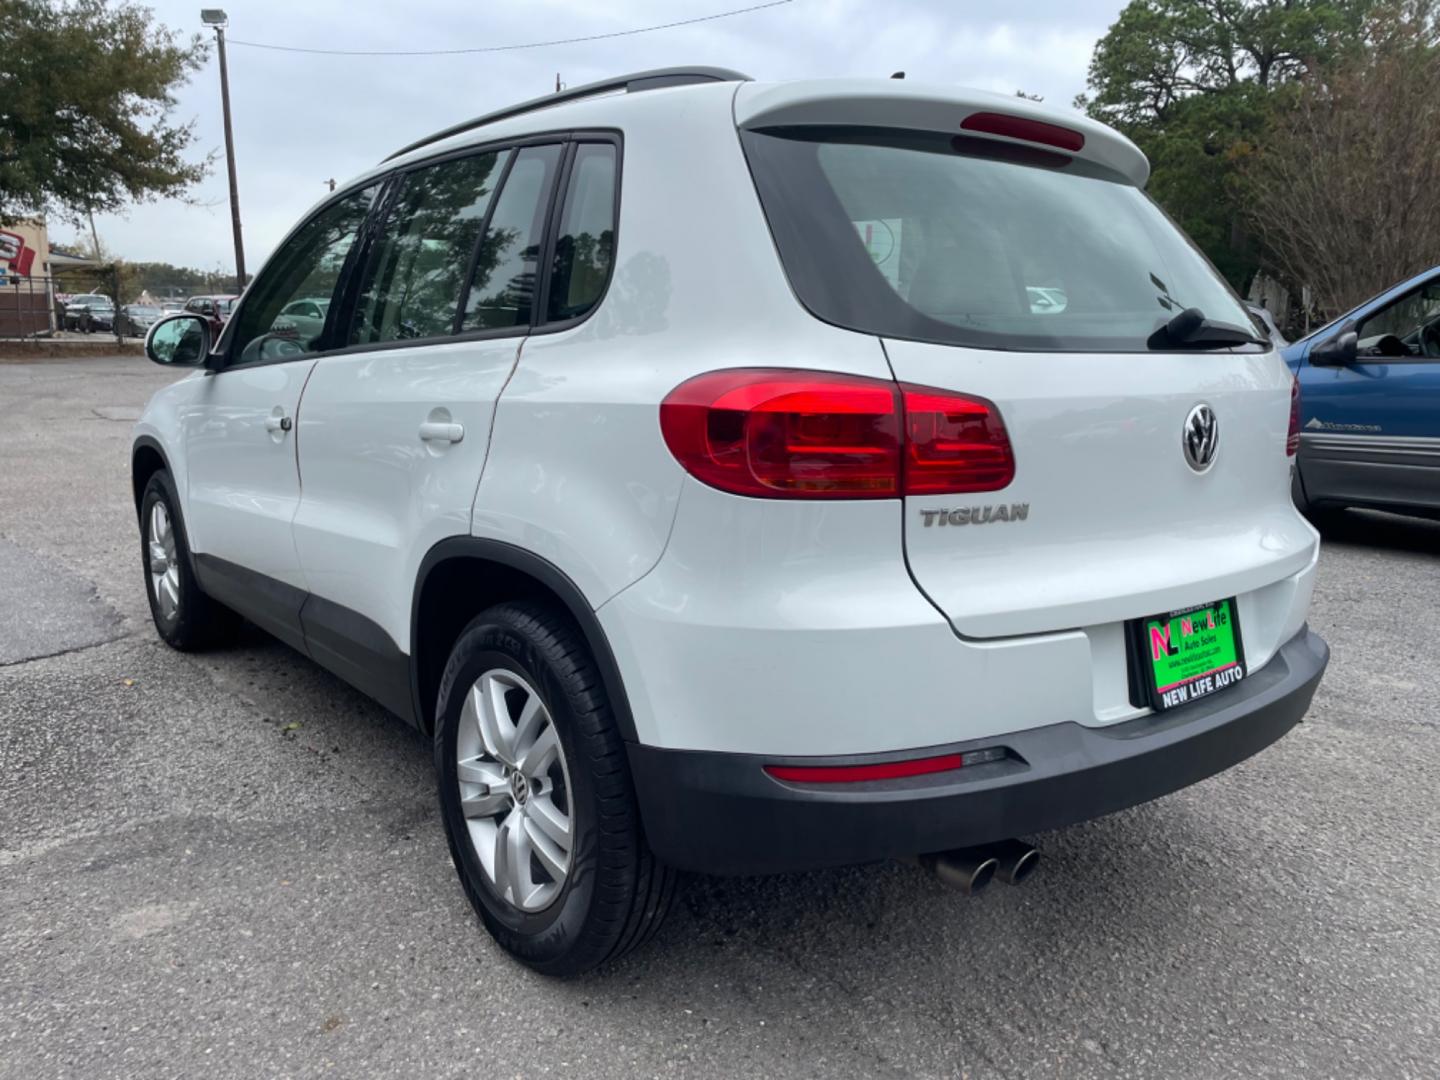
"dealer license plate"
1133,598,1246,712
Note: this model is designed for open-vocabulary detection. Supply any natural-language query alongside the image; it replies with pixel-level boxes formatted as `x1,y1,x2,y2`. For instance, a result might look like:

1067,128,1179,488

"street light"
202,8,246,287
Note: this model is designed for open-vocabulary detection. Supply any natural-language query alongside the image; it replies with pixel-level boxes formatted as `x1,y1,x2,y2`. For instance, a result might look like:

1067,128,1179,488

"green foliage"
60,260,242,300
1079,0,1374,288
1242,2,1440,316
0,0,209,223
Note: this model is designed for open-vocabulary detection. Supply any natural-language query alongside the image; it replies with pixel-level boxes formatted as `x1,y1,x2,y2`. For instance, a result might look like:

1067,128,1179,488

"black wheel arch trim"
131,435,173,514
411,537,638,743
132,437,206,590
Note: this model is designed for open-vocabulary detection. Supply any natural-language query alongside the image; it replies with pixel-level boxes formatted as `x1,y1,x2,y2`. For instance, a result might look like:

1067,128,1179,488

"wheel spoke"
492,810,533,905
492,814,514,902
517,722,559,777
523,814,569,883
460,788,510,819
159,574,180,612
457,757,509,819
512,694,545,755
478,676,517,765
507,812,536,905
457,758,506,787
148,541,169,573
525,792,572,852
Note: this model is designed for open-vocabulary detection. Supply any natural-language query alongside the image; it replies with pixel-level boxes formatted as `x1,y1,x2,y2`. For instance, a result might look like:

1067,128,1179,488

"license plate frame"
1127,598,1247,713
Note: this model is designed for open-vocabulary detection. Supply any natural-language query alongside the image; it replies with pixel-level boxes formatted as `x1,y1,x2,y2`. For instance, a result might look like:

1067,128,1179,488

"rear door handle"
418,421,464,444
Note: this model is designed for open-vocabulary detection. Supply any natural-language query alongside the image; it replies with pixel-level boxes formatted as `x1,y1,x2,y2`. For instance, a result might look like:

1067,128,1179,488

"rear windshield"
742,127,1259,353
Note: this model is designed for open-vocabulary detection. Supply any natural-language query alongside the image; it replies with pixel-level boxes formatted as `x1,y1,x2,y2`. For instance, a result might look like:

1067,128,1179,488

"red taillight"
960,111,1085,152
659,370,1015,499
765,753,964,784
659,370,901,498
903,388,1016,493
1287,376,1301,456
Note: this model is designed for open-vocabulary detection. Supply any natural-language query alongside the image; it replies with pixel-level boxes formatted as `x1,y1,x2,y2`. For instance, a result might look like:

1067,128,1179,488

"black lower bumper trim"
629,626,1328,876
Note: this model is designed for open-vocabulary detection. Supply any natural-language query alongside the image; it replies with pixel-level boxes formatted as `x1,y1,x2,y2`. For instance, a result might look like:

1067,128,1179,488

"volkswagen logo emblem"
1183,404,1219,472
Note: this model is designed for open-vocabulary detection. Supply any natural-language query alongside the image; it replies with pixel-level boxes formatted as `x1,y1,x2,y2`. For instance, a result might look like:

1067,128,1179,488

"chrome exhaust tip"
988,838,1041,885
920,849,999,895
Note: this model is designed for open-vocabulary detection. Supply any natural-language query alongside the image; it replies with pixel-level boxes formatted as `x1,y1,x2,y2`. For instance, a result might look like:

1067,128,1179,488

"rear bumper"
629,625,1328,875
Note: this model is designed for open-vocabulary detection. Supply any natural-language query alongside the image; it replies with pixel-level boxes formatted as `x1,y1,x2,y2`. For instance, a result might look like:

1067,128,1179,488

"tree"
0,0,208,224
1243,3,1440,317
1078,0,1373,288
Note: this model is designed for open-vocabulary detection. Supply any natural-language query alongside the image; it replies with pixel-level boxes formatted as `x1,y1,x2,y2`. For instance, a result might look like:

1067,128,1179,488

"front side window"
351,151,502,345
461,144,562,331
1356,281,1440,359
227,185,378,364
742,128,1258,353
545,142,617,322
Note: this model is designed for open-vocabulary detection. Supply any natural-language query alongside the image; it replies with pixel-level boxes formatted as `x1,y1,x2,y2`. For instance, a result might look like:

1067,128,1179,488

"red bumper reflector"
765,753,964,784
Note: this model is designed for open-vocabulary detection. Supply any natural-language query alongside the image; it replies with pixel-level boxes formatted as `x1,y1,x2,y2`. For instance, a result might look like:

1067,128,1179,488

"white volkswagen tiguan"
132,68,1328,974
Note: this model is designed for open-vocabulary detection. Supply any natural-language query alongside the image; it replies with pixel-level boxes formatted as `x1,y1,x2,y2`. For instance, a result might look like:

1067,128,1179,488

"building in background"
0,218,97,336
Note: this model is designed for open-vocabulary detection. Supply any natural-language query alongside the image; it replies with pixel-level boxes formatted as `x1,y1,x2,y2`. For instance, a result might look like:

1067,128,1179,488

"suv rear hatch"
737,82,1314,639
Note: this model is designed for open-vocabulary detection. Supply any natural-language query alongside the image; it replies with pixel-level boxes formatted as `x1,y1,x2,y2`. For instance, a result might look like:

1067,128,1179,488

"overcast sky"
75,0,1127,271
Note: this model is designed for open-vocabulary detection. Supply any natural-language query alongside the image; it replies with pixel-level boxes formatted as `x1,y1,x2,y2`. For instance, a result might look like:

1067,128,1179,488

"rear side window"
461,144,562,331
545,142,617,322
742,128,1258,353
351,151,502,345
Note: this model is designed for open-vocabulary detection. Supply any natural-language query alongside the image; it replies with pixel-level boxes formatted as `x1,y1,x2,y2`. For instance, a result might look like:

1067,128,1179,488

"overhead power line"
227,0,793,57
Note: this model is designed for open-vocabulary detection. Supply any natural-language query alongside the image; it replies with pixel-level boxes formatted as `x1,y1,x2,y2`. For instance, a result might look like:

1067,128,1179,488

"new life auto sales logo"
0,230,36,280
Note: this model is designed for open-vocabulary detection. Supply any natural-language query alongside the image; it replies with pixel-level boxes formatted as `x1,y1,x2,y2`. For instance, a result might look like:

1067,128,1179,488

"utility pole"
202,9,246,285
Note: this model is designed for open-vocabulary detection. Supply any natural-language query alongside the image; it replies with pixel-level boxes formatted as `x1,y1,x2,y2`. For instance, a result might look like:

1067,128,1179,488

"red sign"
0,229,36,277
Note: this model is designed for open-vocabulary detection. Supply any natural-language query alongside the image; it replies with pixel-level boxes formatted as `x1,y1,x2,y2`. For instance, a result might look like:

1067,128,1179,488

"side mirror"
1311,328,1358,367
145,313,212,368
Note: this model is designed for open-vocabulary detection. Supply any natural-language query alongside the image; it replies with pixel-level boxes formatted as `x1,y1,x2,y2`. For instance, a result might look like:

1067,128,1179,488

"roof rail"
384,66,752,162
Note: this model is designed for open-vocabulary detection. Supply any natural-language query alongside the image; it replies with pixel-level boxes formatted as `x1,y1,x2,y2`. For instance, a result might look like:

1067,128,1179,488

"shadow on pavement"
1310,507,1440,555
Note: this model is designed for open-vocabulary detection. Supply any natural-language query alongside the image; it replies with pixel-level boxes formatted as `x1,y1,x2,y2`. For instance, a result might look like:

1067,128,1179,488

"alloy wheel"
455,668,574,913
148,501,181,621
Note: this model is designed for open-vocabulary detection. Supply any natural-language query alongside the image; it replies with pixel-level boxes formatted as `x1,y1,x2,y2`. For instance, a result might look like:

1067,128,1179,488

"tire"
139,471,238,650
434,601,675,975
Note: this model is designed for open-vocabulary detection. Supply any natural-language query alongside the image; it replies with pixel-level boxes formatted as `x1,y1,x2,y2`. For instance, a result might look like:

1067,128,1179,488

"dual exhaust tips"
919,839,1040,895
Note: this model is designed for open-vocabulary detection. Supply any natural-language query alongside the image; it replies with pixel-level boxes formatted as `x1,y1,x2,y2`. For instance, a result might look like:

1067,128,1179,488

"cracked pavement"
2,355,1438,1079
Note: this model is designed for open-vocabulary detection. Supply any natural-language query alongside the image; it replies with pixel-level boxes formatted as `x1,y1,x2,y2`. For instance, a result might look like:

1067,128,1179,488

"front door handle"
419,421,464,444
265,412,292,433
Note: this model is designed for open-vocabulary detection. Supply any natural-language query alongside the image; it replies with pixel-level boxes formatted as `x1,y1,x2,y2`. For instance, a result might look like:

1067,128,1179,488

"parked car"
120,304,164,336
269,297,330,347
63,294,115,333
182,294,238,336
1283,266,1440,520
131,70,1328,974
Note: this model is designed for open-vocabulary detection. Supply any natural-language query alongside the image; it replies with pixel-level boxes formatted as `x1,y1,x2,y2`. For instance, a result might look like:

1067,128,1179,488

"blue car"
1283,267,1440,520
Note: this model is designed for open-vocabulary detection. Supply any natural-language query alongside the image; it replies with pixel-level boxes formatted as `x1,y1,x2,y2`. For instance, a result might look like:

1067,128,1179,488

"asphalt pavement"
1,355,1437,1079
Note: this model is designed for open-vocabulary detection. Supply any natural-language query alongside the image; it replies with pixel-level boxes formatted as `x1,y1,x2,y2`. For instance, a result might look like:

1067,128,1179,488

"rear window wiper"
1147,307,1267,350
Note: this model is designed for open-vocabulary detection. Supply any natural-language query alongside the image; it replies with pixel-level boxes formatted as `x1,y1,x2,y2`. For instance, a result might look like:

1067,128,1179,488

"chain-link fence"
0,266,154,343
